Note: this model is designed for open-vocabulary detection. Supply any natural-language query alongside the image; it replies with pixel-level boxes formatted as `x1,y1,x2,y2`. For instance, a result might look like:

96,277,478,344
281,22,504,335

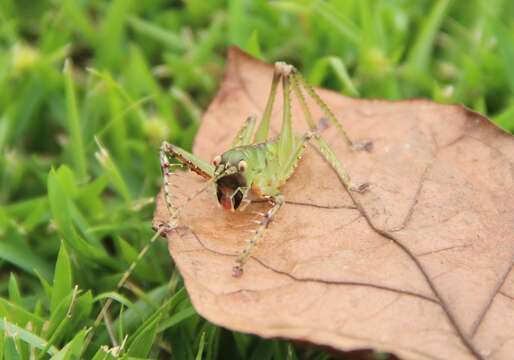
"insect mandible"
159,61,370,277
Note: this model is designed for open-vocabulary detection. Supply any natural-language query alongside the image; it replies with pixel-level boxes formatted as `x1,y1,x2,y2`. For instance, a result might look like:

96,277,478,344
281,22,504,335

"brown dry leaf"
153,48,514,360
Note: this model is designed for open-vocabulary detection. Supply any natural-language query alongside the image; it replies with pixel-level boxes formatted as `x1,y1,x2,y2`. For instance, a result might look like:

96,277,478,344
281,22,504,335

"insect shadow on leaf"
158,61,372,277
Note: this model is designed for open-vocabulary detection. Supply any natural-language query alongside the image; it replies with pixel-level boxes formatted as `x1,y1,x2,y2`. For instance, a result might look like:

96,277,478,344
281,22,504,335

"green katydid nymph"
159,61,370,277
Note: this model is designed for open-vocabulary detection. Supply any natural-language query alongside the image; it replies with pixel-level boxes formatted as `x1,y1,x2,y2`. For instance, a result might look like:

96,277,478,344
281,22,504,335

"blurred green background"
1,0,513,359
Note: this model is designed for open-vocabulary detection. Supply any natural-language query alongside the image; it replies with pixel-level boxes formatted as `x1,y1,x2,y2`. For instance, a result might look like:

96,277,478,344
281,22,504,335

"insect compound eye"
238,160,247,172
212,155,222,166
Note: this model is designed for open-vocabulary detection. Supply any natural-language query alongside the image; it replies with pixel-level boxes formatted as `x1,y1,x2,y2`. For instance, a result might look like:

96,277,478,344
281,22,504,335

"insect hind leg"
288,74,369,192
312,135,369,193
292,72,373,152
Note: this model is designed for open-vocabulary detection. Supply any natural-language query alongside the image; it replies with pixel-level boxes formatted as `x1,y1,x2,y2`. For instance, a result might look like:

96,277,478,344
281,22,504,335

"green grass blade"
8,274,22,306
0,328,4,360
49,328,87,360
97,285,169,346
0,239,52,279
243,31,263,60
0,319,58,356
126,313,162,357
3,336,21,360
91,348,117,360
127,16,185,51
94,140,132,203
93,292,135,311
47,167,114,266
228,0,248,47
494,100,514,132
195,332,206,360
309,56,360,97
313,1,360,45
96,0,131,68
51,242,73,314
64,59,87,180
406,0,453,72
495,22,514,94
0,298,45,329
61,0,96,44
157,306,196,333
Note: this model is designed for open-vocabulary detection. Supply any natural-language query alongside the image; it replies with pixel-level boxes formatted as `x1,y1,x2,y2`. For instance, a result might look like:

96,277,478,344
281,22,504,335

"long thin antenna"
81,228,164,355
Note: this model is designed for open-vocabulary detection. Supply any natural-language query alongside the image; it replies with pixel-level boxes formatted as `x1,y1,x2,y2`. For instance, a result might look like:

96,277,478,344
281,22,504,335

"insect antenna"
82,227,165,354
174,165,238,212
178,176,216,208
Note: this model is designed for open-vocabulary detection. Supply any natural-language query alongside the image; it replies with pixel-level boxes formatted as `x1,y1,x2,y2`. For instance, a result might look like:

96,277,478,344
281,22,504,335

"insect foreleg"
160,148,179,221
160,142,214,179
160,142,214,222
232,194,285,277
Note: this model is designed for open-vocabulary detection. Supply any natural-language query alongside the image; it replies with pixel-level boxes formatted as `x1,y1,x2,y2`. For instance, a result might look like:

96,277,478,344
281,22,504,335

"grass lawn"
1,0,513,359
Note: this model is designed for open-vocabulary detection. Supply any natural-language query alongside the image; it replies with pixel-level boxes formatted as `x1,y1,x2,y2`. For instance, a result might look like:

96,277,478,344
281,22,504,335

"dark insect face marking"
216,173,247,211
216,187,223,204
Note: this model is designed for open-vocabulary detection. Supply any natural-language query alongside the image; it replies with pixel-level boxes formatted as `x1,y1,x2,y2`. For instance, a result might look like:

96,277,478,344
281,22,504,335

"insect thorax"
220,136,306,197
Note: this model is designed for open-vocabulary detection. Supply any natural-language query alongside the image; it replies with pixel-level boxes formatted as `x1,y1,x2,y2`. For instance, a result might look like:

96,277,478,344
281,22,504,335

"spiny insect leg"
160,145,179,220
314,135,369,192
232,194,285,277
160,142,214,222
292,72,355,148
280,130,314,181
289,75,369,192
160,142,214,179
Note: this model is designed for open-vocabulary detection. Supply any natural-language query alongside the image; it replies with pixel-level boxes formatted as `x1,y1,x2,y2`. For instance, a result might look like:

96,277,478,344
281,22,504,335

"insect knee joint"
274,61,294,77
